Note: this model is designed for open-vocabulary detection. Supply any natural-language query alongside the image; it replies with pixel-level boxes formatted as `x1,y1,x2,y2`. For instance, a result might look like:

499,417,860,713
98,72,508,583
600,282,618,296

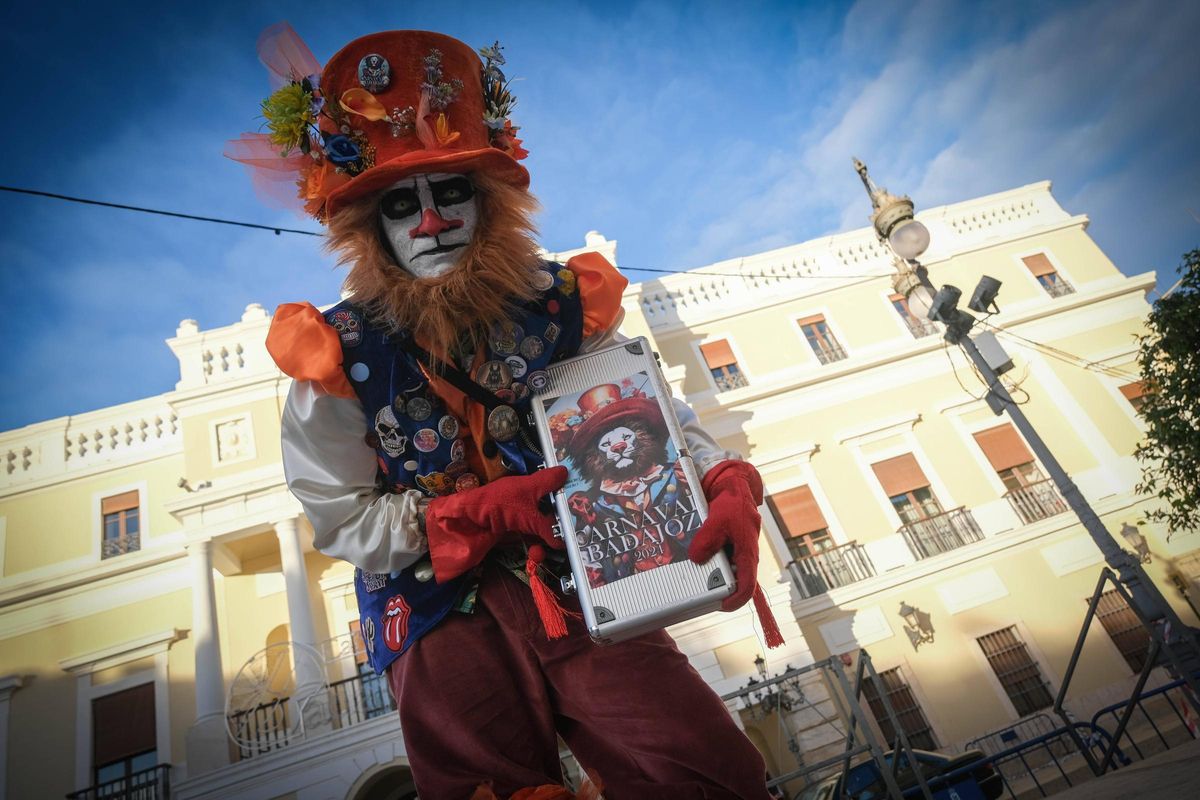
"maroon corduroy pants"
387,563,771,799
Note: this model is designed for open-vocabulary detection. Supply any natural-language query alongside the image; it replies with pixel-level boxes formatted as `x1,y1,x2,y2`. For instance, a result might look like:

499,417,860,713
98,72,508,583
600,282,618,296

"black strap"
394,335,505,411
395,334,546,460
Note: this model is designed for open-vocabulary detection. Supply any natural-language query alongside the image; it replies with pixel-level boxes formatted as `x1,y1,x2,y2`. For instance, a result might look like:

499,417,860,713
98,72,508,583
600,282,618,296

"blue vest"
329,262,586,674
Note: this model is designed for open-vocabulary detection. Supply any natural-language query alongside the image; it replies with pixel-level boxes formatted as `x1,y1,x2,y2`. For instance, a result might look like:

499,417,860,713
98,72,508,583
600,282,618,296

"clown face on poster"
543,371,702,590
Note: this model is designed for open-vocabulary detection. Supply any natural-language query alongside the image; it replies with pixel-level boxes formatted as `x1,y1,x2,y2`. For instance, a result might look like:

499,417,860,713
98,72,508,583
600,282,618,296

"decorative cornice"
836,412,922,446
59,628,187,675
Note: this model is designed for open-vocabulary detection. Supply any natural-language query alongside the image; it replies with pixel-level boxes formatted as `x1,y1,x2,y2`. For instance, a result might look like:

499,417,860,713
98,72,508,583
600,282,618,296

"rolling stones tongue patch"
382,594,412,651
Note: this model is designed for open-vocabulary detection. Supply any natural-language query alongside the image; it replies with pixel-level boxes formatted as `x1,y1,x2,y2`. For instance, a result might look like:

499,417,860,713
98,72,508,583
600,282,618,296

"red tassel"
753,585,785,649
526,545,569,639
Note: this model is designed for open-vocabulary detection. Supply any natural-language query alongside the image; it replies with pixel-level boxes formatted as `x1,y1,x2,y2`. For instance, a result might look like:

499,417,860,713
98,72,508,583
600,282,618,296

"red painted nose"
409,208,464,238
611,441,628,454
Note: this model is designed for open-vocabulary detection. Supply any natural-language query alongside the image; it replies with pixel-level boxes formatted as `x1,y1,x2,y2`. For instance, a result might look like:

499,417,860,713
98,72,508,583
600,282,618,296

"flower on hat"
478,41,528,160
299,159,350,218
339,88,390,122
261,81,318,156
421,49,464,111
488,120,527,161
434,113,460,147
323,134,362,165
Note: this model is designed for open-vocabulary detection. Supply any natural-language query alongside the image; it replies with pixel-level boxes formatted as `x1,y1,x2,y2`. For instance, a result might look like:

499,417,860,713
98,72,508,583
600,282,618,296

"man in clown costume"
231,24,779,799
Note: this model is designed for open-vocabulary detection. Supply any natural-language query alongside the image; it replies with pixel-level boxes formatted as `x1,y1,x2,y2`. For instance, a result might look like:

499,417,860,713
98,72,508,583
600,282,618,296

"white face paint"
599,425,637,469
379,172,479,279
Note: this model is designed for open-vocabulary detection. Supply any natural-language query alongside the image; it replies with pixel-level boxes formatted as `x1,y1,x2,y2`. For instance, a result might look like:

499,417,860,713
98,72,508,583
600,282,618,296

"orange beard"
326,172,542,350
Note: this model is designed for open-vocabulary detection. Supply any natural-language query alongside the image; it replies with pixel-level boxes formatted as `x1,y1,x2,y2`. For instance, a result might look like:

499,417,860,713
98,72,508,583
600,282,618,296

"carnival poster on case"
542,371,703,590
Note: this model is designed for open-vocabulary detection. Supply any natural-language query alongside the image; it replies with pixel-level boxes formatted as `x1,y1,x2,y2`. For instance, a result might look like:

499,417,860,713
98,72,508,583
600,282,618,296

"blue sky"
1,0,1197,430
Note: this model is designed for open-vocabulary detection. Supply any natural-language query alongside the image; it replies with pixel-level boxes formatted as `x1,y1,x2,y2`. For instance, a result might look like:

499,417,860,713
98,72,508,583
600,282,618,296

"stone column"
184,539,231,774
274,517,330,732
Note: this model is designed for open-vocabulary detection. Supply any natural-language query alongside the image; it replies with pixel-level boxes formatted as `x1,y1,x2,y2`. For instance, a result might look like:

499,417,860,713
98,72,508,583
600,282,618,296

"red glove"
425,467,567,583
688,460,764,612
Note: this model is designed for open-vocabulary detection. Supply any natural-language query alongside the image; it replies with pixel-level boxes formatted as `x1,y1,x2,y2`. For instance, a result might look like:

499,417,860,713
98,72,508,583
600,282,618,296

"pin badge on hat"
358,54,390,93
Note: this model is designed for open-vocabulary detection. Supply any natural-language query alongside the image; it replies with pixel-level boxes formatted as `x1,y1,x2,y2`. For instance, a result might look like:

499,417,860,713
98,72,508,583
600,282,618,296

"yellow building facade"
0,180,1196,799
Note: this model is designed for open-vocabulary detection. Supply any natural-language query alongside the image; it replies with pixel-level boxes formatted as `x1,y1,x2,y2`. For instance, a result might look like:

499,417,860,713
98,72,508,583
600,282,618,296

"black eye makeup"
380,187,421,220
430,176,475,207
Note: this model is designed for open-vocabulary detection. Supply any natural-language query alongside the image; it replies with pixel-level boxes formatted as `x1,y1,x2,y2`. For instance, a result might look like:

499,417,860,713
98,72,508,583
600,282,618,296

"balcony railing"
101,533,141,559
329,670,396,728
1044,278,1076,298
813,341,848,365
1005,478,1068,525
714,371,749,392
229,699,292,760
788,542,876,599
229,668,397,761
66,764,170,800
902,315,940,339
899,507,983,560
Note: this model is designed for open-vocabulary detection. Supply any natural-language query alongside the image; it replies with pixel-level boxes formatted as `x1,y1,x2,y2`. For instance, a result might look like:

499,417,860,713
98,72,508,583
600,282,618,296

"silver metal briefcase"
529,337,736,644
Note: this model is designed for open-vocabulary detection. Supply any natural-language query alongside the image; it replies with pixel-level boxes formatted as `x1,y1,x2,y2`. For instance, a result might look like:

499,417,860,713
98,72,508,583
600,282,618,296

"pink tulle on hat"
224,133,311,210
257,21,322,90
226,23,322,212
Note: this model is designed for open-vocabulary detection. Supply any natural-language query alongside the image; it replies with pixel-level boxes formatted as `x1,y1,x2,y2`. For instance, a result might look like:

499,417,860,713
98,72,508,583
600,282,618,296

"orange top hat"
319,30,528,217
226,24,529,221
570,397,665,456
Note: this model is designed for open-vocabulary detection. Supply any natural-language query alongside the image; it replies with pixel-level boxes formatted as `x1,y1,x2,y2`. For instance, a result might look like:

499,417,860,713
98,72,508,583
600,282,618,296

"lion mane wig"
326,172,542,349
578,419,671,486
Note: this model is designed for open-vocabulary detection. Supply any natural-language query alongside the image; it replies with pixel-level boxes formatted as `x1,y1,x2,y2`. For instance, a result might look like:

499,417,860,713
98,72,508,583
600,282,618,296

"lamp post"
852,159,1200,686
737,658,806,771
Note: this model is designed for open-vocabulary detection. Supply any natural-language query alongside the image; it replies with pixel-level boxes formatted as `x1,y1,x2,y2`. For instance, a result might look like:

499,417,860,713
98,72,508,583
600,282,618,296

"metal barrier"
1053,566,1200,777
887,723,1122,800
1088,677,1198,761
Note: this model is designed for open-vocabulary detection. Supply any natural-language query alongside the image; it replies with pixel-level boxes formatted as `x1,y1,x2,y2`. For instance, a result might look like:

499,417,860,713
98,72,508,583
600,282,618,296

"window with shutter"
699,339,749,392
1021,253,1075,297
871,454,942,523
1119,381,1148,414
766,485,832,561
101,490,141,559
92,683,156,789
797,315,848,364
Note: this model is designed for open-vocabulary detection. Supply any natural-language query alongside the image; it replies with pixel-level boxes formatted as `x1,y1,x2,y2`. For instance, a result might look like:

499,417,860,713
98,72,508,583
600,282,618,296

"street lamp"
898,601,935,650
852,158,1200,688
736,658,807,769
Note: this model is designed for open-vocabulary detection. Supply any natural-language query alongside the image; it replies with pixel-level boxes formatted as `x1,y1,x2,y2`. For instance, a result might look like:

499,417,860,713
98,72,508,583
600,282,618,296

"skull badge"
375,406,408,457
327,309,362,347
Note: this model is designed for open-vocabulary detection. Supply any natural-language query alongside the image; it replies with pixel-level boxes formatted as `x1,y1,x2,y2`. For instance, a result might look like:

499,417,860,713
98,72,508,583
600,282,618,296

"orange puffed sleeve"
566,251,629,338
265,302,356,399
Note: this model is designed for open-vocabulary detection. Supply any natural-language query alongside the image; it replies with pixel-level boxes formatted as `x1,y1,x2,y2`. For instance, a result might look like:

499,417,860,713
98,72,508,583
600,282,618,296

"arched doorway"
347,764,417,800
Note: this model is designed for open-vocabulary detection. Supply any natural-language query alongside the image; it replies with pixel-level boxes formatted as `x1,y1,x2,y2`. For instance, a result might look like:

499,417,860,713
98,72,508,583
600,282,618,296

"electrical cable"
978,320,1140,381
0,185,323,237
944,340,988,401
0,188,1152,367
0,184,895,282
0,183,897,283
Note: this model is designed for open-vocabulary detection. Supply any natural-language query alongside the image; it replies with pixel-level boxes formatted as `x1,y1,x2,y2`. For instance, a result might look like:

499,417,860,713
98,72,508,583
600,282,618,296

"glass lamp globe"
889,219,931,260
906,284,938,320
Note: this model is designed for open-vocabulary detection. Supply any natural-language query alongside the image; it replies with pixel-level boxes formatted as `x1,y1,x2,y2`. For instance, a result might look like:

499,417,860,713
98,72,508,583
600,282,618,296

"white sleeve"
579,310,740,477
281,380,428,573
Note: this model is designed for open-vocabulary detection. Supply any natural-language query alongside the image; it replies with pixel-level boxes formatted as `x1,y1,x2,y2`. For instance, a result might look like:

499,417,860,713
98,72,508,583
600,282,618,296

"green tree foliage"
1136,248,1200,535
